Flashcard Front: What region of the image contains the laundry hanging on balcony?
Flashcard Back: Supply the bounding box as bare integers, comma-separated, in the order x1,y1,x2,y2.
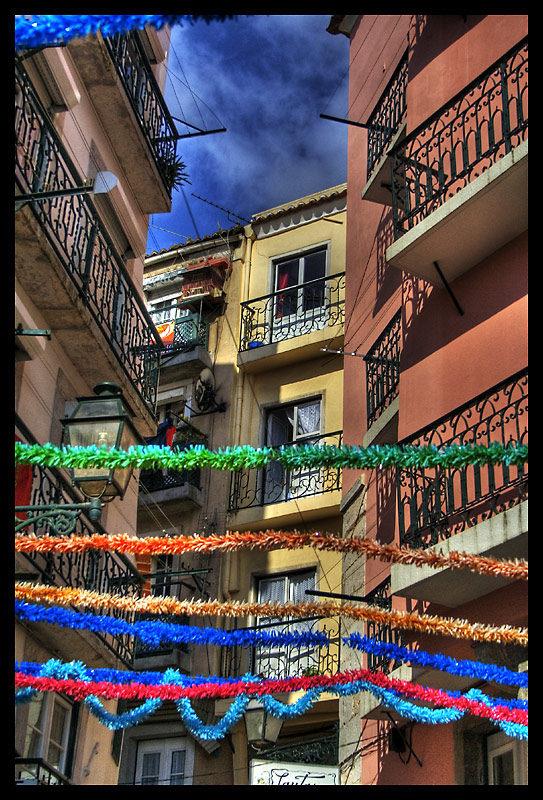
144,418,176,449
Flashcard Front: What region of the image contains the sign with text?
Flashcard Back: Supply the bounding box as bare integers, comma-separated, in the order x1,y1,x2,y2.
250,760,340,786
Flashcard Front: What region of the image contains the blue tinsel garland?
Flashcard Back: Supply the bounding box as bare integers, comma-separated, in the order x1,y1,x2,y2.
15,601,527,689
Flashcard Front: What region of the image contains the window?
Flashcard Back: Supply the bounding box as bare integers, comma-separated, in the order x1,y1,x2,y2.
135,737,193,786
254,570,317,677
23,693,73,775
487,732,527,785
272,247,328,335
264,399,322,503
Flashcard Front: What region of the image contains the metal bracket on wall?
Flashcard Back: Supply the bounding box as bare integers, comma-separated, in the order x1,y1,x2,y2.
433,261,464,316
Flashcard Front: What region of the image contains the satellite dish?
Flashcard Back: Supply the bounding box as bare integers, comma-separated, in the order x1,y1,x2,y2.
93,171,118,195
195,368,216,412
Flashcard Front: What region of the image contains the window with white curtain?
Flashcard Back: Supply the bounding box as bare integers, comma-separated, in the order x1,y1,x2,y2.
254,569,317,677
264,399,322,503
135,737,194,786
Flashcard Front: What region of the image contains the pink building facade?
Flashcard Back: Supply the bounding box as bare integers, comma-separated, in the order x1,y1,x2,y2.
330,14,527,785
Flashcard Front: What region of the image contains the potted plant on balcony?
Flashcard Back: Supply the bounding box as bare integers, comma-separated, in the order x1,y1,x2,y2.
159,153,189,192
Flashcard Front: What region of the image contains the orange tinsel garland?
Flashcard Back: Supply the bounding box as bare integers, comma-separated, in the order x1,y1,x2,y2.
14,582,528,646
14,530,528,582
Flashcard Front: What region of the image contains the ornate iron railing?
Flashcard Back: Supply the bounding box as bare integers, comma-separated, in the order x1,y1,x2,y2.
364,578,404,673
104,32,178,189
139,461,201,494
390,38,528,239
366,52,408,179
15,422,143,666
15,758,72,786
397,369,528,549
228,431,343,511
257,725,339,766
221,616,341,681
366,310,401,428
15,59,162,415
239,273,345,352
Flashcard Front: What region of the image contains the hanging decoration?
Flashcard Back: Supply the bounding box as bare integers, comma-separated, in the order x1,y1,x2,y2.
15,582,528,646
14,601,527,689
14,529,528,582
14,659,528,734
15,15,240,51
14,440,528,473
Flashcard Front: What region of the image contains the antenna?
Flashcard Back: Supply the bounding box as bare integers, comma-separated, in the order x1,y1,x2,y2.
191,194,250,224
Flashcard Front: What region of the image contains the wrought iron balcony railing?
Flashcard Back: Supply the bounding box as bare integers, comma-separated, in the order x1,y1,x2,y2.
221,616,341,681
366,52,408,179
239,273,345,352
390,37,528,239
139,461,201,494
366,310,401,429
228,431,343,511
15,421,143,666
364,577,404,674
15,59,162,414
397,369,528,549
104,32,178,191
15,757,71,786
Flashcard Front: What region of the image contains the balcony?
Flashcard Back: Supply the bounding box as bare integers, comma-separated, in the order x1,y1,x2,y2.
69,31,178,212
391,370,528,607
15,59,161,432
361,53,408,206
228,431,343,528
15,421,143,667
221,616,341,681
238,273,345,372
364,310,401,443
153,309,212,380
386,38,528,286
15,757,71,786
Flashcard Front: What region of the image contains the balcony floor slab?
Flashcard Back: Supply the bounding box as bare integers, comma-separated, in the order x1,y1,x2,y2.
391,500,528,607
386,139,528,286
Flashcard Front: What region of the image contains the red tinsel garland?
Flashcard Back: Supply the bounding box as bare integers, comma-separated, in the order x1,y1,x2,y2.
14,669,527,726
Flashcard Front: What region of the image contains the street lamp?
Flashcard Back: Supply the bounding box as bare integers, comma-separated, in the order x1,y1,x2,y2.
15,382,143,535
61,382,143,510
244,702,284,751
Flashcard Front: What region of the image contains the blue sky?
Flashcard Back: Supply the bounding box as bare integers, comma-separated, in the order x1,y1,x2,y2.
147,15,350,253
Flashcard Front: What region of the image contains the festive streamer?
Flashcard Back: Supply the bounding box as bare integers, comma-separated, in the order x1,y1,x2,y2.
14,530,528,582
15,15,239,50
15,601,527,688
84,696,162,730
15,677,527,739
14,440,528,473
15,582,528,646
343,633,528,688
14,662,528,727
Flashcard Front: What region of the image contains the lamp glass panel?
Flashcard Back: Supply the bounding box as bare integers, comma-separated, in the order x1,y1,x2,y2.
244,709,266,743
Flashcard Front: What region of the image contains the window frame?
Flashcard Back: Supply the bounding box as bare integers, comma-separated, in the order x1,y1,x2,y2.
486,731,528,785
22,692,73,776
134,736,194,786
269,242,331,336
262,397,323,504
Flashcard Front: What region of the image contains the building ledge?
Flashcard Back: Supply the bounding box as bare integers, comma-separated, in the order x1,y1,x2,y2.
386,139,528,286
363,396,399,447
229,490,342,532
391,500,528,607
237,326,343,373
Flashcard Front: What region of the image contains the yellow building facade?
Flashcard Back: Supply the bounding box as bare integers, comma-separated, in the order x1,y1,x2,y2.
219,184,347,783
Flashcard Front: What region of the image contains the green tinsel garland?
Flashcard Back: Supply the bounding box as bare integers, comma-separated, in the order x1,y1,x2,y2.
14,441,528,472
